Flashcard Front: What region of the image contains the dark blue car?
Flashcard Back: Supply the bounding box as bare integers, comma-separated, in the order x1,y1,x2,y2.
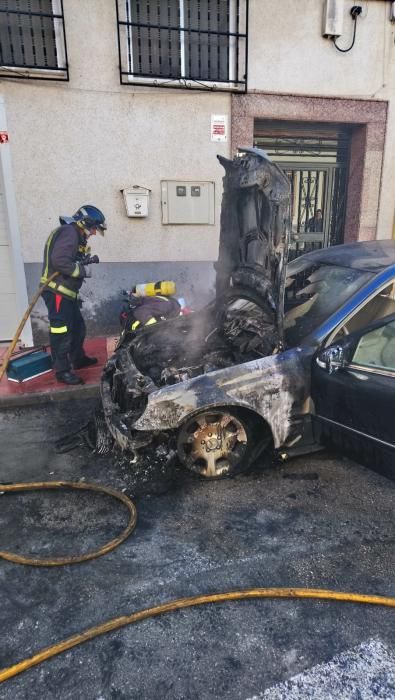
102,151,395,479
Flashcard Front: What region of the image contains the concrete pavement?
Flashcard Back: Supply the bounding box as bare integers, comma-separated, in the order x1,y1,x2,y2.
0,399,394,699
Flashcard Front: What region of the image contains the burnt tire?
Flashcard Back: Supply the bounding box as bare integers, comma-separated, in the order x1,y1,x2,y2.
86,408,114,455
220,285,275,321
177,409,269,479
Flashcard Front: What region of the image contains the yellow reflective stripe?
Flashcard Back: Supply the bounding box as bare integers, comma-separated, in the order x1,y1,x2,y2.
131,318,157,329
47,281,78,299
71,263,80,278
43,229,57,281
50,326,68,334
57,284,77,299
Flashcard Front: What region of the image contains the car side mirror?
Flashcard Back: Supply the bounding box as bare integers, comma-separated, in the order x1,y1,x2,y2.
316,345,345,374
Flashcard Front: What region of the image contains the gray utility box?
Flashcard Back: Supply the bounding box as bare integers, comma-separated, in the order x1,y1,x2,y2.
161,180,215,225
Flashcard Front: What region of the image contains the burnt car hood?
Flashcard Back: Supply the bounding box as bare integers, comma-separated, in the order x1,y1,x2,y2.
215,147,290,343
102,150,291,422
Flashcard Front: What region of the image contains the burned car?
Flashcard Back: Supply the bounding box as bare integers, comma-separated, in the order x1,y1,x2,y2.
101,148,395,478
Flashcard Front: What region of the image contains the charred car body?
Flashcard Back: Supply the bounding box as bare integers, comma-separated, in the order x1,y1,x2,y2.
101,149,395,478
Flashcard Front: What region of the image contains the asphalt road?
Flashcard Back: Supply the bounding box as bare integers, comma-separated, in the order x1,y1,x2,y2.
0,399,394,700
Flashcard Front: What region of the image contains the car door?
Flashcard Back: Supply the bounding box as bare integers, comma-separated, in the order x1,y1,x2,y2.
311,314,395,479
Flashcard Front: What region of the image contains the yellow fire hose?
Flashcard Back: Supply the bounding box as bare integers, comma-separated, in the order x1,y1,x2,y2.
0,482,394,685
0,586,394,684
0,481,137,566
0,271,59,383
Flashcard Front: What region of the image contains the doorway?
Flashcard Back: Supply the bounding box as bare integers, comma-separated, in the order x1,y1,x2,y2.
254,121,351,260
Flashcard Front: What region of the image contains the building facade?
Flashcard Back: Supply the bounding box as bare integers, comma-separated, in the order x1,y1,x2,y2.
0,0,394,343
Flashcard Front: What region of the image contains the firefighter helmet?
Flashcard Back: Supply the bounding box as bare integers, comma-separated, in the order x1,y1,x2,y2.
73,205,107,235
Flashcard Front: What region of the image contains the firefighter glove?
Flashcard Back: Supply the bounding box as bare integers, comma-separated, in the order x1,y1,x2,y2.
79,254,100,265
88,254,100,264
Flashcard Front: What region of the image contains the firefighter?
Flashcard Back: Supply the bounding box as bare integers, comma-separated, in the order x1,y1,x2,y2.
127,294,181,331
40,205,107,385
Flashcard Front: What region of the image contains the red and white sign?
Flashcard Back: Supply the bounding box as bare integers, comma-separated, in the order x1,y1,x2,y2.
0,132,9,144
211,115,227,142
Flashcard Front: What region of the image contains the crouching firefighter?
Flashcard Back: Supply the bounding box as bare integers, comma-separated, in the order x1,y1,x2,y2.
40,205,107,385
127,295,181,332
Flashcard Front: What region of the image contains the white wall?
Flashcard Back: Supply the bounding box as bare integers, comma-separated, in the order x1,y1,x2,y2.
0,0,394,275
4,84,230,263
0,0,231,265
247,0,395,240
248,0,389,98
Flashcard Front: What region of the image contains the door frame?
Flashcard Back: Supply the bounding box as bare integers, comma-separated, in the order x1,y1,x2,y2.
232,93,387,244
0,94,32,346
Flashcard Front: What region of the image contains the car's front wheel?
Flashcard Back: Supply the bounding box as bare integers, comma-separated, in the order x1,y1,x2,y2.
177,409,269,479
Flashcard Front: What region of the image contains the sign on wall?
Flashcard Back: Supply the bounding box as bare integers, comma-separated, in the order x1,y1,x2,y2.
211,115,227,142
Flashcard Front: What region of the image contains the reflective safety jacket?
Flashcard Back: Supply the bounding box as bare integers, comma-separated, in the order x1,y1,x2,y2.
129,295,181,330
40,224,87,300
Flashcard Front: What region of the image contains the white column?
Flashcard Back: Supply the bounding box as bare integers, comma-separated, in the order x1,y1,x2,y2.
0,94,33,346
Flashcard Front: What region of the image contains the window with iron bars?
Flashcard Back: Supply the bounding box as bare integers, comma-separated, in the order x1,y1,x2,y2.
0,0,68,80
116,0,248,91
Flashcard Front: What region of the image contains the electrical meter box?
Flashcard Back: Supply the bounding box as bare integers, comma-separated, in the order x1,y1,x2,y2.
122,186,150,218
322,0,344,38
161,181,215,225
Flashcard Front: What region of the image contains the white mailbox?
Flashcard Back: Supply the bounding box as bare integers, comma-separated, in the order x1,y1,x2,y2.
122,185,151,218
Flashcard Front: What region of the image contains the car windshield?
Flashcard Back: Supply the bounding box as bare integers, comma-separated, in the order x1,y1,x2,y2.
284,261,372,345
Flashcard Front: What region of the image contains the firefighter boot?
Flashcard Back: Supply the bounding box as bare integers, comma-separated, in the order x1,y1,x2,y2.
56,371,85,385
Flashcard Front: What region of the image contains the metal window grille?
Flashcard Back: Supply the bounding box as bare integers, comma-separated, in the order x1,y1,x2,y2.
254,121,351,260
116,0,248,91
0,0,69,80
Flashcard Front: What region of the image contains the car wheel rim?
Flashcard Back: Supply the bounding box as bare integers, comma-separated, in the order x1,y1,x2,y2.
177,412,248,478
